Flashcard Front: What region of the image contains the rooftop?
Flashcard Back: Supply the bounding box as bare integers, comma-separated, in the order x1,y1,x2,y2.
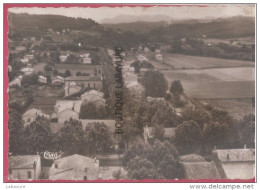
213,149,255,162
9,155,40,169
55,64,101,70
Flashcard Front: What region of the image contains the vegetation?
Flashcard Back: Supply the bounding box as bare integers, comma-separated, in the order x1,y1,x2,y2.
79,102,110,119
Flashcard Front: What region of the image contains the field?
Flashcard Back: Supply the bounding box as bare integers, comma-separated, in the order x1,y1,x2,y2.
163,53,254,69
161,53,255,119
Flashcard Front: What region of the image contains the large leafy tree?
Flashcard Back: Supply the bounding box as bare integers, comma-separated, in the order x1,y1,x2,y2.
8,111,25,154
170,80,184,96
140,70,168,97
122,140,184,180
84,122,113,155
55,118,84,155
175,120,203,154
203,121,229,151
24,116,53,154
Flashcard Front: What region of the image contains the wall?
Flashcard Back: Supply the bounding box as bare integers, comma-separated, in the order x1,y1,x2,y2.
9,168,35,180
222,162,255,179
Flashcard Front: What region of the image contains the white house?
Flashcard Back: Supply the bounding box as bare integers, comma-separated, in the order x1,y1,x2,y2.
80,90,105,106
126,81,144,99
155,54,163,61
144,47,150,53
22,108,50,126
8,155,41,180
20,58,29,64
52,76,64,85
59,55,68,62
49,154,99,180
21,67,34,75
155,48,161,53
38,75,47,84
24,54,34,60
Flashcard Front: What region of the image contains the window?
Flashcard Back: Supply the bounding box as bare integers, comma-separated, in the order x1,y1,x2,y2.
27,171,32,179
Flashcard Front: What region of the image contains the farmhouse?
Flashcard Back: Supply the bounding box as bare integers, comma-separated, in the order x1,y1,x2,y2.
55,64,102,76
49,154,99,180
22,108,50,126
8,155,41,180
155,54,163,61
179,154,221,180
212,149,255,179
64,76,102,96
9,76,22,87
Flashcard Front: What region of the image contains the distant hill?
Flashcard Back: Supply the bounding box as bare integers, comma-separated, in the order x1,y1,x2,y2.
100,14,174,24
9,13,99,32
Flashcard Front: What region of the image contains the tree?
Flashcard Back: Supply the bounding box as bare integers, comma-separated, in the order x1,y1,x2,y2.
24,116,53,154
122,140,184,179
76,71,82,76
80,103,109,119
44,65,52,72
84,122,113,155
175,120,203,154
203,121,229,151
8,111,25,154
64,70,71,77
54,118,84,155
21,74,38,87
170,80,184,96
140,70,168,97
151,125,165,141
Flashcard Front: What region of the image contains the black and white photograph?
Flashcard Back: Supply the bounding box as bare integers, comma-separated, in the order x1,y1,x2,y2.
5,4,255,181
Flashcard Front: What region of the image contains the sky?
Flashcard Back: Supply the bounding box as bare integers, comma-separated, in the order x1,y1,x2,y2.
8,4,255,23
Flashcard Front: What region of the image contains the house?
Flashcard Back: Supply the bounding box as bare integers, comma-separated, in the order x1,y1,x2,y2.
123,71,138,83
38,75,47,84
107,49,114,57
125,81,144,99
9,76,22,87
52,76,64,85
80,90,105,106
180,154,221,180
155,48,161,53
8,155,41,180
20,58,29,64
49,154,99,180
22,108,50,126
144,47,150,53
21,67,34,75
24,54,34,60
64,76,102,96
143,125,177,144
83,57,92,64
155,54,163,61
59,55,68,62
52,100,82,123
212,149,255,179
137,55,148,62
55,64,102,76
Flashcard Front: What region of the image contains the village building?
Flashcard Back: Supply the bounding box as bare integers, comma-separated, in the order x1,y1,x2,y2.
52,100,82,123
83,57,92,64
137,54,148,62
144,47,150,53
80,90,105,107
155,54,163,61
64,76,102,96
49,154,99,180
55,64,102,76
179,154,221,180
21,67,34,75
125,81,144,99
38,75,47,84
212,148,255,179
22,108,50,126
8,155,41,180
155,48,161,53
123,71,138,83
59,55,68,62
24,54,34,60
20,58,29,64
107,49,114,57
9,75,22,87
52,76,64,85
